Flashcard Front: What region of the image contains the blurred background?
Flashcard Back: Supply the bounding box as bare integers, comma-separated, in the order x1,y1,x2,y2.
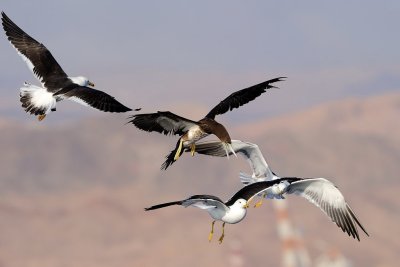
0,1,399,266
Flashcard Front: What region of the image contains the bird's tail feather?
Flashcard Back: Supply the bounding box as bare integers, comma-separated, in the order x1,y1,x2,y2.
145,200,182,211
20,83,56,115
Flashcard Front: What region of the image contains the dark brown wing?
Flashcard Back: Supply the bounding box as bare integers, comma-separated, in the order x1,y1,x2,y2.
1,12,68,91
205,77,286,119
127,111,198,136
61,86,132,113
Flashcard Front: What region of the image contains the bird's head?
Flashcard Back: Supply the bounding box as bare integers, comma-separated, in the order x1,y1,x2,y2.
70,76,95,87
233,198,248,209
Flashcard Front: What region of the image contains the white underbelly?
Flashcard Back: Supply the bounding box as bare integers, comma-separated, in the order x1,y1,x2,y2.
185,126,208,144
208,208,247,224
222,208,247,224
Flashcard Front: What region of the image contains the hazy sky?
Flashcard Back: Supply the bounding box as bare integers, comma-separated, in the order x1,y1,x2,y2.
1,1,399,123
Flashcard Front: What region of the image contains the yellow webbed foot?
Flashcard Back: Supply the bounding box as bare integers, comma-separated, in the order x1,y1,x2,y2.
37,114,46,121
254,193,266,208
254,199,263,208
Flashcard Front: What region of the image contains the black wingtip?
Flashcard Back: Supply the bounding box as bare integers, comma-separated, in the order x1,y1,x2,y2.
134,108,142,111
124,114,139,125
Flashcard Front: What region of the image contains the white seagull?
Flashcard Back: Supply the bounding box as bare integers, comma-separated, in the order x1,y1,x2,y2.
1,12,137,121
146,178,312,243
184,139,369,241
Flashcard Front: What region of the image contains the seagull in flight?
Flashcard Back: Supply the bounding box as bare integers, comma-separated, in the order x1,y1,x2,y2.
184,139,369,241
128,77,285,170
1,12,136,121
146,178,309,243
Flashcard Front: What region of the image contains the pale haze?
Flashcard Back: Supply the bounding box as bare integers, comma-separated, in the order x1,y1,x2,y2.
1,1,399,122
0,1,399,267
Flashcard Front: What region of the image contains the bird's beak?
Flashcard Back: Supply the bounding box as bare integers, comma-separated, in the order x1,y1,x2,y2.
88,81,95,87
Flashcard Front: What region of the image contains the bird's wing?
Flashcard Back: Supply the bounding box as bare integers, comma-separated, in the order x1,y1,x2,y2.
205,77,285,119
190,140,274,180
127,111,198,136
1,12,68,90
61,86,132,113
182,195,228,211
287,178,369,241
225,179,298,206
145,200,182,211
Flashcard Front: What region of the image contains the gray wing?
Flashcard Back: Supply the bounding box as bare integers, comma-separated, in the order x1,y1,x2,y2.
1,12,68,90
192,140,274,180
127,111,198,136
286,178,369,241
145,194,227,211
182,195,228,211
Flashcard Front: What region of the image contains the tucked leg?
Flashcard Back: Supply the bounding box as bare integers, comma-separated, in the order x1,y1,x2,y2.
208,220,215,242
37,114,46,121
190,143,196,157
218,222,226,244
174,139,184,160
254,193,267,208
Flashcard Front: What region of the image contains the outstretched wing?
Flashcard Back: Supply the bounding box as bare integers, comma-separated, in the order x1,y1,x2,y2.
287,178,369,241
182,195,228,211
225,178,301,206
145,194,227,211
61,86,132,113
127,111,198,136
205,77,286,119
1,12,68,90
190,140,274,180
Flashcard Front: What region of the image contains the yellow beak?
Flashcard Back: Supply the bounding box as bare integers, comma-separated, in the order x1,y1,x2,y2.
88,81,95,87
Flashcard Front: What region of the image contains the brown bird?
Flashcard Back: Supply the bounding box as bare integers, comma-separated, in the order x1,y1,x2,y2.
127,77,285,169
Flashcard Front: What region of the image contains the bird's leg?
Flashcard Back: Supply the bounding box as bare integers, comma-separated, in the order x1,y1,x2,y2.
37,115,46,121
208,220,215,242
254,193,267,208
218,222,226,244
190,143,196,157
174,139,184,160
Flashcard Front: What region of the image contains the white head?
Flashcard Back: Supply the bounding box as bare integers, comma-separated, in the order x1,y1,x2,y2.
232,198,248,209
69,76,95,87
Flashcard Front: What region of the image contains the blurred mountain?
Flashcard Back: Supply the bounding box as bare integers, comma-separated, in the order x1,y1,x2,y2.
0,92,399,267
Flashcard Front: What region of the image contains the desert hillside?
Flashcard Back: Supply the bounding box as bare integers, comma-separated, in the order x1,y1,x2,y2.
0,92,399,267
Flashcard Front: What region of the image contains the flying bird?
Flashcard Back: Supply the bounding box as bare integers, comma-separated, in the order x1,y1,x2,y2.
128,77,285,169
184,140,369,240
1,12,136,121
146,178,299,243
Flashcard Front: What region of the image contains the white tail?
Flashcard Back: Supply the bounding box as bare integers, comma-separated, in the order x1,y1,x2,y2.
20,83,56,115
